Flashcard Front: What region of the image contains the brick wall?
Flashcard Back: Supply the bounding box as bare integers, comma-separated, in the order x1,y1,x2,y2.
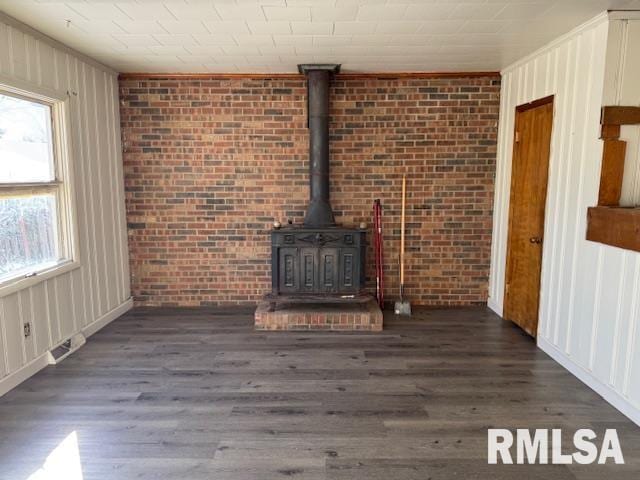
119,74,500,306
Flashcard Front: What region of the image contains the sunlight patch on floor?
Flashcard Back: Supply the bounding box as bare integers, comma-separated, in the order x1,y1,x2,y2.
27,431,83,480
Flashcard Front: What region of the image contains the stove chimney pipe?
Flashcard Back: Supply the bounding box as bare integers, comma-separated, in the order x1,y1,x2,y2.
299,64,340,227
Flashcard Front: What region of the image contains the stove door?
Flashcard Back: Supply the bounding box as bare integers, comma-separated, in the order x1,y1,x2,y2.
319,248,339,293
340,248,358,290
278,247,299,294
300,248,317,293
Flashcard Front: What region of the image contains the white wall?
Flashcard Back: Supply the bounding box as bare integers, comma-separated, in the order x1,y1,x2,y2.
0,13,131,396
488,12,640,426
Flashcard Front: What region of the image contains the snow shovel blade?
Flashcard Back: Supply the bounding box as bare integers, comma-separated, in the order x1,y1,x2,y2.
394,299,411,315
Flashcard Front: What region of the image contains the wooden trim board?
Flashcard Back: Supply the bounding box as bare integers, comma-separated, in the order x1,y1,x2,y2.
601,106,640,125
586,105,640,252
586,207,640,252
118,71,500,81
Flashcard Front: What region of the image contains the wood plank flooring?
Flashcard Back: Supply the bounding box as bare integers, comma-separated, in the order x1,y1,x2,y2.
0,307,638,479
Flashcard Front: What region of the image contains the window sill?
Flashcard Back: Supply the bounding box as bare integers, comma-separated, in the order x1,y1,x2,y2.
586,206,640,253
0,260,81,298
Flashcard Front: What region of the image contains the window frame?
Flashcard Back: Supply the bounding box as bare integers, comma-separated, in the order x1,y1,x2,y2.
0,80,80,297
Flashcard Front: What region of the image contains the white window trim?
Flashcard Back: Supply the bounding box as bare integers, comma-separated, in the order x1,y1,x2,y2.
0,79,80,298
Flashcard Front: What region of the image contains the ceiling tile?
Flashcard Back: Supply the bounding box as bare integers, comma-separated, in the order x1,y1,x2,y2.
212,55,250,65
115,21,167,34
449,3,507,21
311,5,358,22
112,34,162,47
115,3,176,21
164,3,221,21
202,21,251,34
349,35,391,45
313,36,352,46
375,22,423,35
153,34,198,46
223,45,261,55
177,54,215,63
158,21,210,34
357,5,407,21
333,22,377,35
68,3,132,21
416,20,466,35
263,6,311,21
71,20,126,35
273,35,313,46
404,3,457,20
247,21,292,34
459,21,509,34
495,3,554,20
291,22,333,35
147,46,189,55
214,4,266,21
232,34,274,46
259,45,295,54
185,44,224,55
192,33,237,45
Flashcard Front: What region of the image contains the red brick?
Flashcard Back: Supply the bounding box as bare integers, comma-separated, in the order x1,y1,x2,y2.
119,75,500,307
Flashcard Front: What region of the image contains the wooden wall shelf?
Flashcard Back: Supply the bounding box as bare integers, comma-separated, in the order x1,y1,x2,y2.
587,207,640,253
586,106,640,253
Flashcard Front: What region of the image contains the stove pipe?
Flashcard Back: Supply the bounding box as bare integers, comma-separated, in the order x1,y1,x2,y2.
299,64,340,227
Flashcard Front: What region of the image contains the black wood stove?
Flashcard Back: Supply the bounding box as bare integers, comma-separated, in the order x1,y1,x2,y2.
270,64,366,299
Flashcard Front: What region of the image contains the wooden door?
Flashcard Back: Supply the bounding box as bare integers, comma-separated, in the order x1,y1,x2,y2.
504,96,554,337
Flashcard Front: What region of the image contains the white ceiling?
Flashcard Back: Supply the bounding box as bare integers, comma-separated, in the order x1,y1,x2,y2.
1,0,639,73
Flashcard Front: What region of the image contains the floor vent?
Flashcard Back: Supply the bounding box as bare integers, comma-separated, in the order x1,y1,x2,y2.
47,333,86,365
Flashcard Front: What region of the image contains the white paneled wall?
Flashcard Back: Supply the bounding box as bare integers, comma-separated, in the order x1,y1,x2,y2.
488,12,640,425
0,13,131,395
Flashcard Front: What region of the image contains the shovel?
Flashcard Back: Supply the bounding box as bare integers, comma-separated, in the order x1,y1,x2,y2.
394,174,411,315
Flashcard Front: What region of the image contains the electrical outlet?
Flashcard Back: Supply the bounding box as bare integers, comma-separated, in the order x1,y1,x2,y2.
23,322,31,338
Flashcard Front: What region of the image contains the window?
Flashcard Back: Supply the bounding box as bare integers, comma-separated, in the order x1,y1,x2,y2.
0,87,77,291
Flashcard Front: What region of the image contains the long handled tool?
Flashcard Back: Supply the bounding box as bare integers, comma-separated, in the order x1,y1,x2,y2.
373,199,384,309
394,175,411,315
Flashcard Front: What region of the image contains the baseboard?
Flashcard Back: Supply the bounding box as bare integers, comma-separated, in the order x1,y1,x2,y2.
538,336,640,427
82,298,133,338
487,296,503,316
0,298,133,397
0,353,50,397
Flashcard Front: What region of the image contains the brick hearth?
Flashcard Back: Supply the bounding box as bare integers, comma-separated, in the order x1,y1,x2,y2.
254,297,383,331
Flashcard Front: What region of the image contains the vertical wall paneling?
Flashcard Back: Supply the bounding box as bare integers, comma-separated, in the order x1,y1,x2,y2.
71,57,95,326
29,283,49,356
0,13,132,396
83,63,104,316
111,76,131,299
104,72,123,307
18,291,34,363
488,12,640,426
1,295,24,373
0,306,7,378
617,21,640,206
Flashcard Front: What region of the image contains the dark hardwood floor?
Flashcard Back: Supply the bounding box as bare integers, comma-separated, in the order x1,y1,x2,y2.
0,307,638,479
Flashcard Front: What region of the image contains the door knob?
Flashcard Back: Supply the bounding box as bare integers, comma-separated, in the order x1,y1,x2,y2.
529,237,542,244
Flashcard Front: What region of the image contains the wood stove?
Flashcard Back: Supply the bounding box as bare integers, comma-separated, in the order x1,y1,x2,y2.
270,64,366,299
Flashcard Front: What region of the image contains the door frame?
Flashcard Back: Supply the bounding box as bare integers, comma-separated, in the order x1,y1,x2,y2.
503,94,555,337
